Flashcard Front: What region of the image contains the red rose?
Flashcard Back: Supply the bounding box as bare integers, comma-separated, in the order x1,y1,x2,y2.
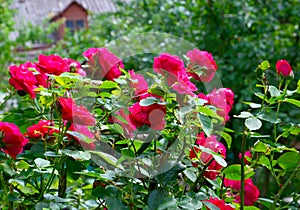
58,98,95,126
73,105,96,126
25,120,57,139
187,49,218,83
276,60,293,77
205,196,235,210
199,88,234,122
153,53,197,95
68,123,95,150
0,122,28,159
189,132,226,180
224,178,260,206
129,70,148,95
9,62,38,98
64,58,86,77
128,99,166,131
36,54,70,75
82,48,123,81
153,53,185,79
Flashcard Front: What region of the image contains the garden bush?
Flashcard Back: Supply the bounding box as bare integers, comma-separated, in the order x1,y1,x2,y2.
0,33,299,210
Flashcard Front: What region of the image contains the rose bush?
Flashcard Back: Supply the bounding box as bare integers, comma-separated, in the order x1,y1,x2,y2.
0,46,299,210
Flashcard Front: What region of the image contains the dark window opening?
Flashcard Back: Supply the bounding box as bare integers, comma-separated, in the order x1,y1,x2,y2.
66,19,85,33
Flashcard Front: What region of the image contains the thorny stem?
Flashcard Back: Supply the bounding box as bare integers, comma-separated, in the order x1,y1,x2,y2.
240,129,247,210
271,160,300,210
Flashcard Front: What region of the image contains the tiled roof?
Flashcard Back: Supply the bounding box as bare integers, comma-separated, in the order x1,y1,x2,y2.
11,0,117,28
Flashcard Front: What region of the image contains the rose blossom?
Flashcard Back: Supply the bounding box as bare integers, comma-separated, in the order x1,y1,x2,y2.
187,48,218,83
129,70,148,95
58,97,95,126
205,196,235,210
276,60,293,77
224,178,260,206
153,53,197,95
9,62,38,98
64,58,86,77
0,122,28,159
82,48,123,81
128,98,166,131
36,54,70,75
199,88,234,122
25,120,57,139
189,132,227,180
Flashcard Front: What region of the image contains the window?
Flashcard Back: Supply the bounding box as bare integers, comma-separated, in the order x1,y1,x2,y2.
65,19,85,33
66,20,75,32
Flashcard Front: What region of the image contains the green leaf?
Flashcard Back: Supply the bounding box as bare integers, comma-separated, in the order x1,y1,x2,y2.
148,188,169,210
61,150,91,161
139,97,160,106
244,206,260,210
158,198,177,210
269,86,281,97
89,151,124,170
108,123,124,135
277,152,300,171
234,111,253,118
284,98,300,108
16,160,30,170
258,156,271,170
253,141,269,153
34,158,50,169
222,164,254,180
198,106,223,120
218,131,232,149
0,163,16,177
183,167,197,182
257,113,281,124
198,114,213,137
99,80,118,89
66,130,92,144
245,117,262,131
212,154,227,167
243,102,261,109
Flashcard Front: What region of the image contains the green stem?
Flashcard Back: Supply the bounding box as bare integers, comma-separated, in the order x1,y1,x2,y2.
240,130,247,210
0,90,15,110
191,158,214,191
271,160,300,209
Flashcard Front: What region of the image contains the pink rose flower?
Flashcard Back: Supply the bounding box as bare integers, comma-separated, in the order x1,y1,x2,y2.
128,99,166,131
58,97,95,126
199,88,234,122
205,196,235,210
64,58,86,77
153,53,197,95
276,60,293,77
9,62,38,98
224,178,260,206
189,132,227,180
82,48,123,81
25,120,57,139
36,54,70,75
186,49,218,83
129,70,148,95
0,122,29,159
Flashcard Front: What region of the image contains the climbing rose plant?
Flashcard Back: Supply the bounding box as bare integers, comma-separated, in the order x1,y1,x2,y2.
0,47,299,210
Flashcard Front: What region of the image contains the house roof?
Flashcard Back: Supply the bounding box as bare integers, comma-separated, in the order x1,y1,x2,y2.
10,0,117,28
